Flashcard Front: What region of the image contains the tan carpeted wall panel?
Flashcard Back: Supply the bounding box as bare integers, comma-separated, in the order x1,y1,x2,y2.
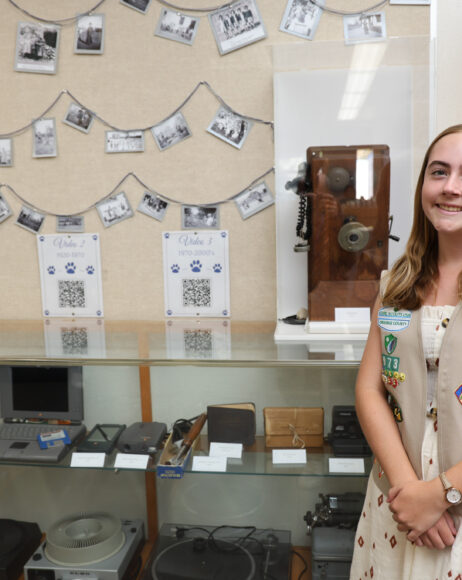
0,0,429,321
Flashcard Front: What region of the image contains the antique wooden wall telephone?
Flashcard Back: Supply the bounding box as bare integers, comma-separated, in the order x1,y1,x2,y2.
286,145,398,322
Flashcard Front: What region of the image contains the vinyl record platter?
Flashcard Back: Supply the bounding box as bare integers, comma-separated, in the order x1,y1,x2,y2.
304,145,390,322
143,523,292,580
24,512,144,580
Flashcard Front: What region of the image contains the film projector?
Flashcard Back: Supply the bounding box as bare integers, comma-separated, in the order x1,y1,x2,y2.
292,144,392,324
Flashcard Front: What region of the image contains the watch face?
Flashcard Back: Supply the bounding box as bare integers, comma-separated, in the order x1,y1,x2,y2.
446,488,462,504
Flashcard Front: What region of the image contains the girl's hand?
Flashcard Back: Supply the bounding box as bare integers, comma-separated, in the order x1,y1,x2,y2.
388,478,447,537
409,512,457,549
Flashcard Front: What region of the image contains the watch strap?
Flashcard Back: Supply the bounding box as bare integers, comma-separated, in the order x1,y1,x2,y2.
439,471,452,491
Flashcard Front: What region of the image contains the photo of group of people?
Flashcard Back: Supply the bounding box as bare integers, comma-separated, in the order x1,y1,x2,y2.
343,12,387,44
182,205,220,229
151,112,191,152
63,103,94,133
137,192,169,222
209,0,267,55
155,9,199,46
280,0,324,40
207,106,252,149
15,22,60,74
96,192,134,228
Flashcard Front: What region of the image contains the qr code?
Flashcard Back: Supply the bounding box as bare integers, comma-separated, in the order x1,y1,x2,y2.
61,328,88,355
182,278,211,308
184,329,212,358
58,280,86,309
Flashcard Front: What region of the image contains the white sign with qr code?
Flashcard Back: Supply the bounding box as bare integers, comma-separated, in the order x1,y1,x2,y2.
37,233,104,317
162,230,230,317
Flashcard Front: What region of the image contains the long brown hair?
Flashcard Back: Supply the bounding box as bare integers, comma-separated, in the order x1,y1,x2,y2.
382,124,462,308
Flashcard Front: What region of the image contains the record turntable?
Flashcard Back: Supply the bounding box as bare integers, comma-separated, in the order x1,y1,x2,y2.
143,523,292,580
24,512,144,580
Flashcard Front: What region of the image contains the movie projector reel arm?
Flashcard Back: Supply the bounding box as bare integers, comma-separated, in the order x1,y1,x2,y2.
285,161,400,254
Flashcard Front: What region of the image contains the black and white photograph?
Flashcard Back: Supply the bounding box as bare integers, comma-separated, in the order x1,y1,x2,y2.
14,21,60,75
105,130,145,153
234,181,274,220
74,14,105,54
280,0,324,40
63,102,94,133
343,12,387,45
33,118,57,158
120,0,152,14
96,192,134,228
154,9,199,46
56,215,85,233
151,112,191,151
0,194,12,224
16,205,46,234
0,139,13,167
182,205,220,229
207,106,252,149
137,192,169,221
208,0,267,55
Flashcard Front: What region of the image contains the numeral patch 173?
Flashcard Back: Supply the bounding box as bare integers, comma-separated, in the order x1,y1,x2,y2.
382,355,400,372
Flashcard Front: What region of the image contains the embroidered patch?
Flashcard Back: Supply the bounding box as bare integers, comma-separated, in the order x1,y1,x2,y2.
384,334,397,354
389,395,403,422
455,385,462,405
378,307,411,331
382,354,400,373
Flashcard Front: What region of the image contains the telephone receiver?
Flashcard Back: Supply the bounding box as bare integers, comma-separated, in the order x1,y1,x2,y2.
285,161,400,253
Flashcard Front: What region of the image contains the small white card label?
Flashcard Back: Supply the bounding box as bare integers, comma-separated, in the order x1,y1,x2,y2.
335,307,370,323
329,457,365,473
209,442,243,459
114,453,149,470
272,449,307,464
71,452,106,468
192,456,228,472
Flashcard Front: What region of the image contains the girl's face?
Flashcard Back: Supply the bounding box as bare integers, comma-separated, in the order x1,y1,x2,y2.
422,132,462,236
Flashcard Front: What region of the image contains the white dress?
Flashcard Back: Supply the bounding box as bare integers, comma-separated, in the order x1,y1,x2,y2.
349,305,462,580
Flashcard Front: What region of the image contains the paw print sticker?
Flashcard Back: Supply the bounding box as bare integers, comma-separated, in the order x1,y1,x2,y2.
190,260,202,273
47,266,55,275
65,262,76,274
171,264,180,273
86,265,94,275
213,264,222,273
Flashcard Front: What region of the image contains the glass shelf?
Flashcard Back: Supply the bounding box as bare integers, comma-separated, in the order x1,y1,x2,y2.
0,319,364,367
0,438,372,477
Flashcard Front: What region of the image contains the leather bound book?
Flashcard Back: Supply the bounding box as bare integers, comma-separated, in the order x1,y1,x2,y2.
207,402,256,446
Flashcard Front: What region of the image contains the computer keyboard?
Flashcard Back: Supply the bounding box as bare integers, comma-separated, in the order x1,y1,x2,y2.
0,422,82,441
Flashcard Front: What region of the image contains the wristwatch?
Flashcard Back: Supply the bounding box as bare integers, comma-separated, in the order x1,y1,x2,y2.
439,472,462,505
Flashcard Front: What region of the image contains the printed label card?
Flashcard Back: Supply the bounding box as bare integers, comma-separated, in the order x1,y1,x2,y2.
162,231,230,317
37,234,104,317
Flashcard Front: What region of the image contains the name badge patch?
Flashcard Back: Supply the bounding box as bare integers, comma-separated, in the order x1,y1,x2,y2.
378,307,411,332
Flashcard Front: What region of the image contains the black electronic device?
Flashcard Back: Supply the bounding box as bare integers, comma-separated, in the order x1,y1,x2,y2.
0,519,42,580
327,405,371,457
116,422,167,454
0,365,83,422
304,492,365,533
76,424,126,454
142,523,292,580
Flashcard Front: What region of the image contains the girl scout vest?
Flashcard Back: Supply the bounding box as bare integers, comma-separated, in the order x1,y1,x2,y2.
373,299,462,515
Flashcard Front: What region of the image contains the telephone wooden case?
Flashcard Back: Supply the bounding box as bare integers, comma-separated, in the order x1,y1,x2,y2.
305,145,390,322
